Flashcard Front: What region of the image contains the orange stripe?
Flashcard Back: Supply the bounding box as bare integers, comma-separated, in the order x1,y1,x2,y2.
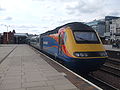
62,45,73,57
44,46,58,50
49,34,59,42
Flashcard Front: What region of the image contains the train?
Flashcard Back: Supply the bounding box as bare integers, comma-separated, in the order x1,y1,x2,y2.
29,22,108,72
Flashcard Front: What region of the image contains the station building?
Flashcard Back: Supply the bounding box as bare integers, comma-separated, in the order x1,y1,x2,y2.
14,33,28,44
109,18,120,40
2,30,15,44
0,30,28,44
105,16,120,40
87,16,120,43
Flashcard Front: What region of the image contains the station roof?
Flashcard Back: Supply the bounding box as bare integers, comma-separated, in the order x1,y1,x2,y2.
14,33,28,37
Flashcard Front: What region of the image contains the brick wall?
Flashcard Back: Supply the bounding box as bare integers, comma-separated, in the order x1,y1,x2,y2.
3,32,14,44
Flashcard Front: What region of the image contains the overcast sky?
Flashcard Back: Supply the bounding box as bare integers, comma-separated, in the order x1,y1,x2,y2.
0,0,120,34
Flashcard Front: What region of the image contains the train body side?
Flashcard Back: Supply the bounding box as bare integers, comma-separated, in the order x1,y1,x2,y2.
41,34,59,57
40,27,107,72
29,36,40,49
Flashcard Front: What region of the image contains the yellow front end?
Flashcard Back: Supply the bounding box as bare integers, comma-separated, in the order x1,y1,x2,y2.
65,27,107,59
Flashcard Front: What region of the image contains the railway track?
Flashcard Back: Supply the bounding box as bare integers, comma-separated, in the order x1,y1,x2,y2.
89,57,120,89
89,57,120,90
89,69,120,90
107,58,120,66
80,58,120,90
101,64,120,77
87,73,119,90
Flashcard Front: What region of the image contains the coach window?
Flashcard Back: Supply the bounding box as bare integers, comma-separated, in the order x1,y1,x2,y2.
63,32,67,44
37,38,39,43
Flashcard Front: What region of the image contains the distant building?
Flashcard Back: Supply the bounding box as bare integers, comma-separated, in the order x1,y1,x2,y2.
14,33,28,44
87,19,105,37
110,18,120,40
0,30,28,44
2,30,15,44
104,16,120,39
87,16,120,40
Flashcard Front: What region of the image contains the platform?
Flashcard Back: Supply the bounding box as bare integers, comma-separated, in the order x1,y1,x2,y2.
104,45,120,51
0,44,101,90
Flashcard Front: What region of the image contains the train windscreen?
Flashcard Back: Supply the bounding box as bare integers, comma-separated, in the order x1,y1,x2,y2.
73,31,100,44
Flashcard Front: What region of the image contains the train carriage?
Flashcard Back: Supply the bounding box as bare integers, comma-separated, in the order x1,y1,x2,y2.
31,22,108,72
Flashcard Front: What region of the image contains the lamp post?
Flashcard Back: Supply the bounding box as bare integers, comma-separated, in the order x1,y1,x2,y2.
5,25,10,44
0,24,10,44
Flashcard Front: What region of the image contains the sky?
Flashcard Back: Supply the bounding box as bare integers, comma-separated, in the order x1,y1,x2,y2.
0,0,120,34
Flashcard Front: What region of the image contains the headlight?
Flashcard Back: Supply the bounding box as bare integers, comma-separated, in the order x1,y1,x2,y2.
74,53,80,57
74,52,88,57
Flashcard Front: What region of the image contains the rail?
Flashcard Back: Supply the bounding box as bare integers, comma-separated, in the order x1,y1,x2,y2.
101,64,120,77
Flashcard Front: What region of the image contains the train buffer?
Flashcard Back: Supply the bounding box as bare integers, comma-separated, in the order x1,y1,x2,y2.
0,44,102,90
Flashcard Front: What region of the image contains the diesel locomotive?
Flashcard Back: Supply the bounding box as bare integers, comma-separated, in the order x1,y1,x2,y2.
29,22,108,72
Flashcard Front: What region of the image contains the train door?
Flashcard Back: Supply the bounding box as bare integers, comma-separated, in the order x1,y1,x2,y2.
58,33,64,56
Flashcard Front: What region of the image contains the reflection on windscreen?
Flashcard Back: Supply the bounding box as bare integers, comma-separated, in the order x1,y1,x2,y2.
74,31,99,43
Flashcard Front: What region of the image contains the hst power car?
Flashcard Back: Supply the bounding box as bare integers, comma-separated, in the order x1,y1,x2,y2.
30,22,108,72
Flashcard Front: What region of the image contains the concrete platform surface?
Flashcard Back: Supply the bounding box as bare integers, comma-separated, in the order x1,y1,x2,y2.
0,44,17,63
0,45,78,90
104,45,120,51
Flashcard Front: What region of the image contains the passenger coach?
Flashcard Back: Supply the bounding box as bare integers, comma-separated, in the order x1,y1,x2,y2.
30,22,108,72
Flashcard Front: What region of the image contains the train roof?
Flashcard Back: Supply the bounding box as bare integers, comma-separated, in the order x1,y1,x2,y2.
41,22,94,36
